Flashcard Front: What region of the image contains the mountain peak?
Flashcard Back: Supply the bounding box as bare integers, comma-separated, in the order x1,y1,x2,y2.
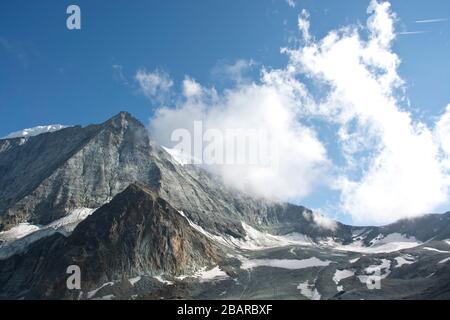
103,111,145,130
120,182,159,199
112,111,139,122
114,111,133,120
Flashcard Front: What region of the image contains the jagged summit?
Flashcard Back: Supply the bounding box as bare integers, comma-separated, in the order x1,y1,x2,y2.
103,111,145,129
113,110,134,119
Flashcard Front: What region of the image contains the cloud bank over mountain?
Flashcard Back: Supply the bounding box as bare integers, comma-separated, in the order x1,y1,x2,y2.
138,0,450,225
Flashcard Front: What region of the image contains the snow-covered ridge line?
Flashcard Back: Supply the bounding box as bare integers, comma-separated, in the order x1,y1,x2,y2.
177,211,423,254
423,247,450,254
0,208,97,260
177,210,314,251
2,124,69,139
321,233,422,254
162,146,198,166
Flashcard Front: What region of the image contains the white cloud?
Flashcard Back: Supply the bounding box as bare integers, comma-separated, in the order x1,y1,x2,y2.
298,9,311,42
303,211,338,231
366,0,396,48
182,76,203,98
145,0,450,225
283,0,450,224
211,59,256,85
135,68,173,103
150,77,329,201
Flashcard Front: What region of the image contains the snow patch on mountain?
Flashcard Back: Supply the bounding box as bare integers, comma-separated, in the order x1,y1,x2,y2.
394,255,416,268
357,259,392,284
87,282,114,299
162,146,196,166
177,210,422,255
423,247,450,254
154,275,174,285
333,269,355,285
198,266,229,282
366,259,391,275
177,210,314,250
0,208,97,260
129,276,141,286
0,223,41,242
349,257,361,264
438,257,450,264
3,125,69,139
176,266,229,282
324,233,421,254
240,257,331,270
351,228,371,241
238,223,314,250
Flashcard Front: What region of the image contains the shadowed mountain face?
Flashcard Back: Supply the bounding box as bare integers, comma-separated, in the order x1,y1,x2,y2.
1,112,450,300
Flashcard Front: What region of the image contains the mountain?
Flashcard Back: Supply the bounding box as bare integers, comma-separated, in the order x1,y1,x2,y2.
1,112,450,300
0,112,348,240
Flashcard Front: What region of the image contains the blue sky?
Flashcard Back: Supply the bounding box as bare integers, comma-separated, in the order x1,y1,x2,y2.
1,0,450,225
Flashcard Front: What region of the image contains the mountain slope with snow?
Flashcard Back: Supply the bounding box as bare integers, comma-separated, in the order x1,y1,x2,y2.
3,125,69,139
